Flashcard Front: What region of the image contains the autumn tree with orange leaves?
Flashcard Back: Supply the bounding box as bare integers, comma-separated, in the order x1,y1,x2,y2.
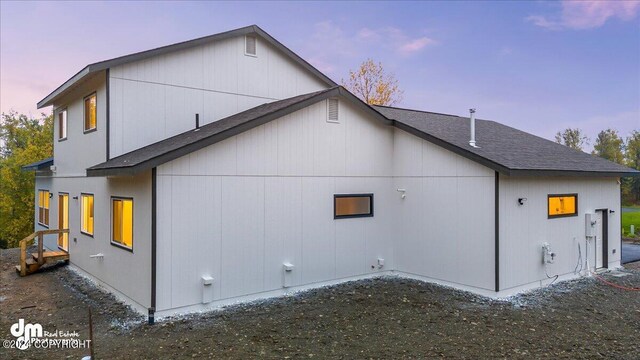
342,59,403,106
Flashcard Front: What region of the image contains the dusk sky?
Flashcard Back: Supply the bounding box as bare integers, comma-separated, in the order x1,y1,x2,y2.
1,1,639,150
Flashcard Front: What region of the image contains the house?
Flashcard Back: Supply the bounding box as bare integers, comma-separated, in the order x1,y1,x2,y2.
24,25,639,322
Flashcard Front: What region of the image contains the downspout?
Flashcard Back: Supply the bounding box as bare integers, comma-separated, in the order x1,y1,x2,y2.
495,171,500,292
149,167,157,324
105,69,110,161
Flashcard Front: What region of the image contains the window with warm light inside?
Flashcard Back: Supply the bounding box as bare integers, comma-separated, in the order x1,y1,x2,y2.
548,194,577,218
84,93,97,132
334,194,373,219
38,190,50,227
81,194,94,235
58,108,67,140
112,198,133,250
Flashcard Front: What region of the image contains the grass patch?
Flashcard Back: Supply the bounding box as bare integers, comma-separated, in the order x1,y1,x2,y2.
622,211,640,236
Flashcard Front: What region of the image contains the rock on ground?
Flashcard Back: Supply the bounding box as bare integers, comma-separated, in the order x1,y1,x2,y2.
1,247,639,359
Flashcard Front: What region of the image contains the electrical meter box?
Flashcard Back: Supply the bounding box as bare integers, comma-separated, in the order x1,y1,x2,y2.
585,213,596,238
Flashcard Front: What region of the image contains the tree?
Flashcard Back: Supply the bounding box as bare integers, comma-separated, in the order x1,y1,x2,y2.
342,59,403,106
623,130,640,204
554,128,589,151
0,112,53,248
592,128,624,164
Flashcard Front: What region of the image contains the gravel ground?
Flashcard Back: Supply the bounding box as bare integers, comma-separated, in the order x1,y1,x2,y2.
1,247,639,359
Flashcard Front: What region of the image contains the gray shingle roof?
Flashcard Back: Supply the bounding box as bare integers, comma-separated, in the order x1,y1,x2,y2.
374,105,639,177
87,87,638,178
87,87,390,176
22,157,54,171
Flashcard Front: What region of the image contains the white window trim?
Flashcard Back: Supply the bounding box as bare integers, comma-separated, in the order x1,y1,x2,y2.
327,98,339,123
244,35,257,57
58,108,67,141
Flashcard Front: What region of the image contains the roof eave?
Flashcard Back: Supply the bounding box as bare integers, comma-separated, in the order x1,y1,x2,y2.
392,121,512,175
252,25,337,87
37,67,91,108
506,169,640,177
87,87,391,177
21,157,54,171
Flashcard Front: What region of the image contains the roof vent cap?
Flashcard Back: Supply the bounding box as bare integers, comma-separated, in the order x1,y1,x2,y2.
469,108,479,148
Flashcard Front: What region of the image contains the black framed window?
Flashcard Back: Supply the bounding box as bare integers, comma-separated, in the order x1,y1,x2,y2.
81,193,94,236
83,93,97,132
548,193,578,219
38,190,50,227
334,194,373,219
111,197,133,251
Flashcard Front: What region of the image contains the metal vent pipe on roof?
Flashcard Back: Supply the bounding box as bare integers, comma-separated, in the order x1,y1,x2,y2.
469,108,478,148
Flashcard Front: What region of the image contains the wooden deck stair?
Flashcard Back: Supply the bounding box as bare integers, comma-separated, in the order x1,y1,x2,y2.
15,229,69,276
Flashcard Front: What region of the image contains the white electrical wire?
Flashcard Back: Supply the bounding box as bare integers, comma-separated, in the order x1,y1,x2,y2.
574,242,583,275
544,262,559,286
585,238,590,274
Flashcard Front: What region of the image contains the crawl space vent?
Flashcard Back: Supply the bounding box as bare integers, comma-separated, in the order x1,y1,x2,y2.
245,35,257,56
327,98,339,123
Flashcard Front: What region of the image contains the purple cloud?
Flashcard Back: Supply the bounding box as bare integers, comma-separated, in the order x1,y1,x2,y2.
527,0,640,30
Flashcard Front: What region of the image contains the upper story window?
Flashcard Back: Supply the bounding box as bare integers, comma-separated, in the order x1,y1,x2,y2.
81,193,94,236
548,194,578,219
58,109,67,140
84,93,97,132
38,190,50,227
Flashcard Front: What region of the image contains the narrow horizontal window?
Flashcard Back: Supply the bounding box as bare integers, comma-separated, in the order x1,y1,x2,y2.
38,190,50,227
81,193,94,235
84,93,97,132
112,198,133,250
58,109,67,140
548,194,577,218
334,194,373,219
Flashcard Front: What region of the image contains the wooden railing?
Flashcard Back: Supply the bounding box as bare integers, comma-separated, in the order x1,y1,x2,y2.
18,229,69,276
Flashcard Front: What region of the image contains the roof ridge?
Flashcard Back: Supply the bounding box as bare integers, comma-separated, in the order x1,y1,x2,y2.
373,104,464,118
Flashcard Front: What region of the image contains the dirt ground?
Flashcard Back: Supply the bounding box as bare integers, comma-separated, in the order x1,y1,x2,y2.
1,247,639,359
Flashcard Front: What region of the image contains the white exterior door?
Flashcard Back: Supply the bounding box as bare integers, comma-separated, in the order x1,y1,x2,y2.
595,212,603,269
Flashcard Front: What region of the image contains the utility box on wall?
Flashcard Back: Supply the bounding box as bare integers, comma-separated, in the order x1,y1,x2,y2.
585,213,596,239
283,263,294,288
202,275,214,304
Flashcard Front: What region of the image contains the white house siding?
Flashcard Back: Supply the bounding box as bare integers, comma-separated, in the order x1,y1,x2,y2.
498,176,621,293
108,35,330,158
33,172,152,313
155,99,395,313
52,73,107,176
392,129,496,292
